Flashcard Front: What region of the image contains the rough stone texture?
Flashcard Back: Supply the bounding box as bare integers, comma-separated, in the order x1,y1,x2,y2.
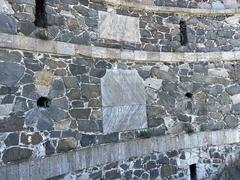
98,11,140,43
101,70,147,134
0,63,24,86
2,147,32,164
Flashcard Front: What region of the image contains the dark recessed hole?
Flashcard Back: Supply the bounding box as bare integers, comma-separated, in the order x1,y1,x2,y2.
37,97,51,108
34,0,47,27
190,164,197,180
180,20,188,46
185,92,193,99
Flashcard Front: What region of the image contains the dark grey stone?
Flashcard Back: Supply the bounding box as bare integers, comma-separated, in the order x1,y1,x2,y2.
89,171,102,180
0,15,17,34
1,95,15,104
105,169,121,180
145,161,156,170
77,120,101,132
19,21,36,35
150,169,159,179
2,147,32,164
48,79,65,98
81,84,100,100
90,68,106,78
161,165,177,178
26,108,53,131
66,89,81,100
232,103,240,113
104,162,118,170
62,77,79,89
69,108,91,119
13,97,28,113
44,140,55,155
0,63,25,86
4,133,19,146
0,50,22,63
22,84,39,100
224,115,238,128
158,91,175,108
147,106,165,128
69,64,88,75
134,170,144,177
80,134,96,147
0,113,24,132
226,84,240,95
52,97,68,110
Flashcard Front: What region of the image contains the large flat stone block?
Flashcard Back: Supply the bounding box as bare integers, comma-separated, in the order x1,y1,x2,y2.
98,11,140,43
101,70,147,134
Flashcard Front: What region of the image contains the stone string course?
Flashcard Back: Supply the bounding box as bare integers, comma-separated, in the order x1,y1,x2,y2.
2,33,240,62
0,129,239,180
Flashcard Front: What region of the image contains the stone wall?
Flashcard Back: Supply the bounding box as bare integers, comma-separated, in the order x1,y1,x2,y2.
0,44,240,166
1,0,240,53
0,0,240,179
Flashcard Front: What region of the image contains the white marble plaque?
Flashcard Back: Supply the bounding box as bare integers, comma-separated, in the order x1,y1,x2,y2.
101,69,147,134
98,11,141,43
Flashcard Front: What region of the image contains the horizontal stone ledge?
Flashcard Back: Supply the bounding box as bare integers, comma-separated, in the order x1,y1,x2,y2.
0,129,239,180
0,33,240,63
97,0,239,15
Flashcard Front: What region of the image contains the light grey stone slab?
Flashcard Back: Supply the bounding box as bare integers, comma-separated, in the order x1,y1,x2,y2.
101,69,146,106
101,69,147,133
102,105,147,133
98,11,140,43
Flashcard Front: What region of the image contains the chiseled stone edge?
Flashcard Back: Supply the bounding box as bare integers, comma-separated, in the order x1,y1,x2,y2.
97,0,239,15
0,33,240,62
0,129,239,180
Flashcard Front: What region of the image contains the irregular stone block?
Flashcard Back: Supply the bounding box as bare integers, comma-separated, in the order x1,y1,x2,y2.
0,63,24,86
57,138,77,153
98,11,140,43
0,15,17,34
2,147,32,164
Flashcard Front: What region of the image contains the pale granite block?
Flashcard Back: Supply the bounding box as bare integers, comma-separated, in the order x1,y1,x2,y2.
98,11,140,43
102,105,147,133
101,70,146,107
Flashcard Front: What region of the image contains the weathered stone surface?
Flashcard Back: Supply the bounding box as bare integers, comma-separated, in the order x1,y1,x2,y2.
161,165,177,178
66,89,81,100
69,108,91,119
99,11,140,43
2,147,32,164
0,15,17,34
105,169,121,180
0,63,24,86
226,84,240,95
77,120,101,132
102,70,147,134
80,134,96,147
81,84,100,100
4,133,19,146
0,0,14,14
26,108,54,131
57,138,77,153
48,79,65,98
0,114,24,132
62,77,79,89
224,115,238,128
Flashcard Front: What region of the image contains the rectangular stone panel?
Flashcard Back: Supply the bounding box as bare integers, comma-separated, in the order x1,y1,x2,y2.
98,11,140,43
102,105,147,134
101,69,147,134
